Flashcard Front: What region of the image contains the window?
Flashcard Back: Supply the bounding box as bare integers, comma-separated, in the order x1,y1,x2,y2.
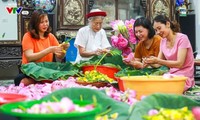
90,0,145,29
118,0,145,20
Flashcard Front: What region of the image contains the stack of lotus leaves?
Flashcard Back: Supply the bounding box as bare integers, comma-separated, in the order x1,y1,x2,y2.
76,70,116,84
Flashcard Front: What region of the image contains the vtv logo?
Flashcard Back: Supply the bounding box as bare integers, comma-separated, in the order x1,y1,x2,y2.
6,7,23,14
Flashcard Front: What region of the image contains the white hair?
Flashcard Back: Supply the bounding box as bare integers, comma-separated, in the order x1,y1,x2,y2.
88,16,105,27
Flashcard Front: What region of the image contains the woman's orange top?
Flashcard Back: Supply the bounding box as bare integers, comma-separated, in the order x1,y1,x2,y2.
134,35,161,59
22,32,59,64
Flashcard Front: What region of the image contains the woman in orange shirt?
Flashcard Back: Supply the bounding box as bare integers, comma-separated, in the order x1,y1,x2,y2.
14,9,69,86
123,17,161,69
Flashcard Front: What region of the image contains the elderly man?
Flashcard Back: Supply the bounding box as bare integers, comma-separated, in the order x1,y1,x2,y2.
74,9,111,63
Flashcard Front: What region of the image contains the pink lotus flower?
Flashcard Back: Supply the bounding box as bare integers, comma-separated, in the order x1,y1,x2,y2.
117,34,128,49
123,52,135,62
192,107,200,120
60,97,75,112
111,34,128,50
148,109,159,116
110,19,138,57
110,20,124,31
125,19,137,44
122,47,132,57
111,36,118,47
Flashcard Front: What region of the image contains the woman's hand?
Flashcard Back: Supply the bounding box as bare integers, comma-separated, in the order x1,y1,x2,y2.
123,58,131,65
94,49,109,56
50,46,62,54
60,42,70,51
130,60,147,69
144,56,158,64
143,56,161,68
123,57,146,69
101,49,110,54
50,46,65,59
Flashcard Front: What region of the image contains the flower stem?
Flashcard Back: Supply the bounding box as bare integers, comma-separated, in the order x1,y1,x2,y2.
94,53,108,70
80,95,83,101
18,105,27,112
65,37,73,43
92,95,97,107
97,106,112,116
52,95,59,102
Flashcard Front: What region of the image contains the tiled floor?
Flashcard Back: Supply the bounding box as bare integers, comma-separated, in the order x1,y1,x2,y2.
0,80,14,86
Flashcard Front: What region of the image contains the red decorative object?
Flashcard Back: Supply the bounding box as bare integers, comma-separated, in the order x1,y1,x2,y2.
82,65,120,80
0,93,27,105
86,11,107,18
116,77,125,92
